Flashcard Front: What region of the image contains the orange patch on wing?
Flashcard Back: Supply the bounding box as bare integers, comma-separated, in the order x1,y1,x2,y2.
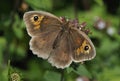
30,15,44,30
76,40,91,55
34,25,41,30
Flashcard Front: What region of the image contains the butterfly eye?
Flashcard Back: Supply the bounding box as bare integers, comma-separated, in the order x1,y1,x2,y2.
84,45,89,51
34,16,38,21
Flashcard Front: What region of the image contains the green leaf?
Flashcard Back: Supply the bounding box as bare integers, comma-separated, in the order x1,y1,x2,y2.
25,60,43,81
12,14,24,39
66,67,74,74
99,38,119,56
1,67,8,81
13,26,23,39
97,66,120,81
0,37,7,64
94,0,104,6
25,0,53,11
0,37,7,49
73,65,92,78
16,46,26,57
3,19,11,27
44,71,61,81
0,50,3,65
9,42,16,54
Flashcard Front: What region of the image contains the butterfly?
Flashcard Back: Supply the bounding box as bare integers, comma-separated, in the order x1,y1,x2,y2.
23,11,96,69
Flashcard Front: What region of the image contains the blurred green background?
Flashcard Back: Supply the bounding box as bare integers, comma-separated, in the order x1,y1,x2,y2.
0,0,120,81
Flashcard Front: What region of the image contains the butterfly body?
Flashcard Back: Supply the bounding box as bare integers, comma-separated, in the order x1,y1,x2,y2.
23,11,96,69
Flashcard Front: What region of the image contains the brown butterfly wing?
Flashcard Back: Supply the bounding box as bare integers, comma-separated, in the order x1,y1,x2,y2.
69,28,96,62
23,11,62,59
23,11,62,36
48,31,72,69
29,29,61,59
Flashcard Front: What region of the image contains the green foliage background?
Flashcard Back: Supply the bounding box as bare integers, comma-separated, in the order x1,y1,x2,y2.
0,0,120,81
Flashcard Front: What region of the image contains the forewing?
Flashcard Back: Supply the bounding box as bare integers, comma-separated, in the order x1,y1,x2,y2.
23,11,62,36
48,32,72,69
23,11,62,59
69,28,96,62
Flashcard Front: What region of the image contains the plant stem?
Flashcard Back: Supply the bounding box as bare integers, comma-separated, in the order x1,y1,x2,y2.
60,69,64,81
73,0,78,18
